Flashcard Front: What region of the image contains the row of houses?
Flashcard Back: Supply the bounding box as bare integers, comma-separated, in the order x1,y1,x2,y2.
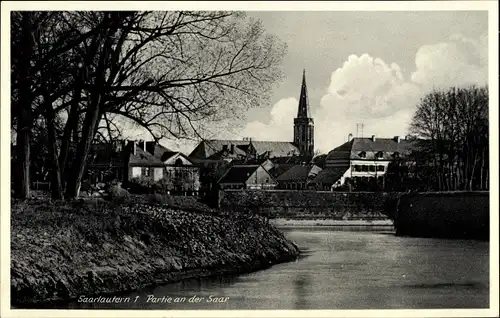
84,134,423,194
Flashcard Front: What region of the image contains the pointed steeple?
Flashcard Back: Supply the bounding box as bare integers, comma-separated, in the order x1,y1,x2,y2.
293,69,314,157
297,69,310,118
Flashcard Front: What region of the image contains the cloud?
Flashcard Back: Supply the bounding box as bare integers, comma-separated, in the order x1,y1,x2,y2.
241,33,488,153
411,34,488,89
240,97,297,141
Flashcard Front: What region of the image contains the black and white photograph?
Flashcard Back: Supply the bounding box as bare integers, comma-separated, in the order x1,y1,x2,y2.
1,1,498,317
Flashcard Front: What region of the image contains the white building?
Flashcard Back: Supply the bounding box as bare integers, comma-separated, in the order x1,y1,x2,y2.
310,135,419,190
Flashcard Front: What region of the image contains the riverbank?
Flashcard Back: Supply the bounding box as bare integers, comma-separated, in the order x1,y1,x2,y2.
11,197,300,307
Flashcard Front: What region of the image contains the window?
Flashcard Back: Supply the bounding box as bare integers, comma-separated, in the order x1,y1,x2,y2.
154,168,163,181
353,165,361,172
375,151,384,159
377,165,385,172
132,167,141,177
392,152,400,158
369,165,375,172
361,165,368,172
358,151,366,158
144,167,150,177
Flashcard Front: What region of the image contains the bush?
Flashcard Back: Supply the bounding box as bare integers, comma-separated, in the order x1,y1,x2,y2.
106,182,129,203
127,177,175,195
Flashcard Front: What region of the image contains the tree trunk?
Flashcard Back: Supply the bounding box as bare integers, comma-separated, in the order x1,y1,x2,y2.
13,13,35,200
59,84,82,188
65,106,103,199
15,116,31,199
468,151,478,191
44,96,64,199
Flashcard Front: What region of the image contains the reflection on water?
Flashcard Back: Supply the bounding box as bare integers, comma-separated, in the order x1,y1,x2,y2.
55,227,489,310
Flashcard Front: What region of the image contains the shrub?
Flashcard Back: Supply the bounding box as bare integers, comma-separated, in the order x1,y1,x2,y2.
127,177,175,195
106,183,129,203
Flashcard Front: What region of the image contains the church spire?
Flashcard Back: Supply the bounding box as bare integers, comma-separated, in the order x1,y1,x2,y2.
297,69,310,118
293,69,314,158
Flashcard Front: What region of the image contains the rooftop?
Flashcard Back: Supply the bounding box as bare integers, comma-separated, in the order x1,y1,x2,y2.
218,165,261,184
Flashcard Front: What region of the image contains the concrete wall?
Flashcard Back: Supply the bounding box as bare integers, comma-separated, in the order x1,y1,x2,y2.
219,189,394,220
394,191,489,240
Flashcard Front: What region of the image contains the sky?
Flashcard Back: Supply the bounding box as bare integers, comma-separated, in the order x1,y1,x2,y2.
126,10,489,155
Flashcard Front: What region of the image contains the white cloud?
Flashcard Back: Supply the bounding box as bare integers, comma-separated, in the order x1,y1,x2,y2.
240,33,488,153
411,34,487,89
240,97,297,141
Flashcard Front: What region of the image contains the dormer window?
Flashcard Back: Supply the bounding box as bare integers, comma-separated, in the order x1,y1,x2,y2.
358,151,366,158
392,152,400,158
375,151,384,159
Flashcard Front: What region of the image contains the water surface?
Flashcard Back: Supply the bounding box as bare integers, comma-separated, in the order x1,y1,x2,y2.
58,227,490,309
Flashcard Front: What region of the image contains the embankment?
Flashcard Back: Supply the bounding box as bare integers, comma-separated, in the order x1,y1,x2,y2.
11,198,300,306
394,191,489,240
219,189,397,221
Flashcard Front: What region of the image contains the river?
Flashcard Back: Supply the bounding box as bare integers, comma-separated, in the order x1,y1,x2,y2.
61,226,489,310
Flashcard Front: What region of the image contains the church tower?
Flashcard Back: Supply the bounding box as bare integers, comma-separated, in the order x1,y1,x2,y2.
293,69,314,157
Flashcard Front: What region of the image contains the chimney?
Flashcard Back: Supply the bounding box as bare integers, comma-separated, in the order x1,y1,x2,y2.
115,140,122,152
230,144,235,154
394,136,401,143
146,141,156,155
348,133,353,142
128,141,136,155
371,135,376,142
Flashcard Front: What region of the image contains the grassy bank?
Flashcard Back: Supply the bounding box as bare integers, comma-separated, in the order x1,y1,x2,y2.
11,196,300,306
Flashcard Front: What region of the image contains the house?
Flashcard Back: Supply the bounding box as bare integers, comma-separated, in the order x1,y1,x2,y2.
266,155,313,178
86,140,200,195
125,141,166,182
307,167,353,191
218,164,277,190
319,134,425,190
276,164,322,190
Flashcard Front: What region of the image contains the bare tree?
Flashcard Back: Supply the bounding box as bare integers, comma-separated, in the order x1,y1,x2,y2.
11,11,286,199
409,86,489,191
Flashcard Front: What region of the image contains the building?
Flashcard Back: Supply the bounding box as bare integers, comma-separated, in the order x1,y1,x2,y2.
276,164,322,190
189,139,301,161
314,135,422,190
125,141,166,182
218,164,277,190
189,70,315,163
86,140,200,194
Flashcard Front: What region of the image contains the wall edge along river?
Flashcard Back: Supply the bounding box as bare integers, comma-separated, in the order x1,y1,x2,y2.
394,191,490,240
219,189,490,240
10,198,300,307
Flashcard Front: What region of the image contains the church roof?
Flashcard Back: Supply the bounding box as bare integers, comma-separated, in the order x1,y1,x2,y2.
189,139,300,159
